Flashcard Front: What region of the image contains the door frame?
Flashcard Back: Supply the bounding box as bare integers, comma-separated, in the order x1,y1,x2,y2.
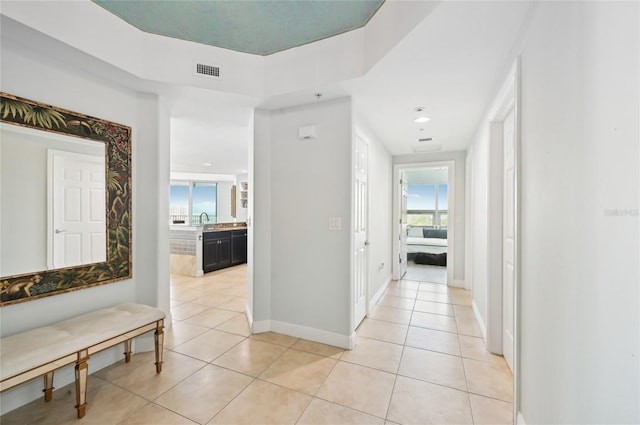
392,160,456,286
349,129,371,332
350,132,370,333
485,59,521,421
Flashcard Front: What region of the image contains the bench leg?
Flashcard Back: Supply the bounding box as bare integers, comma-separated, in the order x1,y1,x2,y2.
124,339,132,363
75,349,89,418
154,319,164,373
43,371,54,402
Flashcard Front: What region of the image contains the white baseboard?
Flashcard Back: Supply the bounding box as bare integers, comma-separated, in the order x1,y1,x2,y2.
252,319,270,334
245,306,254,332
451,278,465,288
471,299,487,341
369,274,392,308
517,411,526,425
251,319,354,349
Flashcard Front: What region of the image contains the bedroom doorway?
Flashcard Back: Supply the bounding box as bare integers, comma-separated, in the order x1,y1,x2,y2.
393,161,455,286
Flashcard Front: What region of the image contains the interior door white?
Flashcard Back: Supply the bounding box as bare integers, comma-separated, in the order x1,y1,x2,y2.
399,172,408,278
502,108,516,371
50,150,106,269
353,136,368,328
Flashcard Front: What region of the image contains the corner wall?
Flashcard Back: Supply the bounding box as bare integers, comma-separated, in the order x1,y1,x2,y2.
252,98,353,343
0,19,169,414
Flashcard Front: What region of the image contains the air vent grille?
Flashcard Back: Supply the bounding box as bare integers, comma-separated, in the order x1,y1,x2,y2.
195,63,220,78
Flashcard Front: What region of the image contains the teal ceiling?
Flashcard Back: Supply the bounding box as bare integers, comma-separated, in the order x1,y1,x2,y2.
93,0,385,56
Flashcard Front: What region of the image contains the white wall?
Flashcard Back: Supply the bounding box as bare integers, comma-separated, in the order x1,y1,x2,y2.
252,98,353,342
519,2,638,422
393,151,466,286
467,1,639,422
250,110,272,324
466,129,489,330
0,18,170,414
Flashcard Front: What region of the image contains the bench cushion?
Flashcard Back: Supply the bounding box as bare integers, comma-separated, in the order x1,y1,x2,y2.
0,303,165,381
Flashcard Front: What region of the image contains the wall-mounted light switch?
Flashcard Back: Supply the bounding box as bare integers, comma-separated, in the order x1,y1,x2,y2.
328,217,342,231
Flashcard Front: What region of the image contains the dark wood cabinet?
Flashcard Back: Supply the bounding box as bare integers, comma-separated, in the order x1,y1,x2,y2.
203,229,247,273
203,231,231,273
231,230,247,265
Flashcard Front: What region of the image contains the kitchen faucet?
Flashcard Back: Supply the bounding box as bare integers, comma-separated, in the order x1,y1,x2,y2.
199,212,209,224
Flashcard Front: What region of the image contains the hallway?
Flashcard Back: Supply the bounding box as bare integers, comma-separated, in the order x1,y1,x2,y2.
2,265,512,424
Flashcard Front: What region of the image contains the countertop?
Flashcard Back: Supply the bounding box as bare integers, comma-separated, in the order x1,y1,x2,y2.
170,223,247,232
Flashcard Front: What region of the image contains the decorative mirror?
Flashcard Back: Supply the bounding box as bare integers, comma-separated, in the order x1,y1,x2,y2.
0,93,132,306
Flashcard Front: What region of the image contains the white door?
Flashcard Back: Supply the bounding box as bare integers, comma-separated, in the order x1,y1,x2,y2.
399,172,408,278
353,136,368,328
50,150,106,269
502,108,516,371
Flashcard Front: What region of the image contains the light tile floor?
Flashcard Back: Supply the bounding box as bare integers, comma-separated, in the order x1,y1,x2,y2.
2,264,513,425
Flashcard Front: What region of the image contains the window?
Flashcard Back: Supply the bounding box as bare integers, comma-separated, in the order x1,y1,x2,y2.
169,181,217,224
192,182,216,224
407,183,448,228
169,184,189,223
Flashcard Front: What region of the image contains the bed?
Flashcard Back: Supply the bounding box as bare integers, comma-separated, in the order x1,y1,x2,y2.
407,227,448,265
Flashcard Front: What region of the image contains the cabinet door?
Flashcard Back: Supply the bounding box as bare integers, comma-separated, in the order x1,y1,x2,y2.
231,232,247,265
203,237,219,273
217,237,231,268
203,231,231,272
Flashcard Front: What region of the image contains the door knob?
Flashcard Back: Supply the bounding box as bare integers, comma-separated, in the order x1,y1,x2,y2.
364,241,370,246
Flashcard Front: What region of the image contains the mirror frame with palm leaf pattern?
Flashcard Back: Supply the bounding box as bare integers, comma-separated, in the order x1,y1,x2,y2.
0,93,132,306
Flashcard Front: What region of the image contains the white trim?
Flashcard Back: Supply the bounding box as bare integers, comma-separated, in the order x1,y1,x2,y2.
484,58,521,425
472,299,487,341
351,131,370,331
516,411,526,425
245,305,254,333
392,160,456,286
451,279,465,289
251,319,270,334
369,274,392,308
250,320,355,349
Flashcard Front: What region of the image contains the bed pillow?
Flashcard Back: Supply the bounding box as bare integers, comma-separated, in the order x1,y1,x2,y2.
408,227,423,237
423,228,447,239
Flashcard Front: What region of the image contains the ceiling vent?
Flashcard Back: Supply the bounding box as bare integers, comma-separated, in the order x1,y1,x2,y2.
194,61,222,79
417,137,433,143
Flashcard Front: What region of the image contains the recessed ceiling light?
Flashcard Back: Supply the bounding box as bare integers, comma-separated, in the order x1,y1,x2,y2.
203,162,213,166
414,116,431,123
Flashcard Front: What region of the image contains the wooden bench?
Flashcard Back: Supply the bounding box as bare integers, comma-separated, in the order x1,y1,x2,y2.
0,303,165,418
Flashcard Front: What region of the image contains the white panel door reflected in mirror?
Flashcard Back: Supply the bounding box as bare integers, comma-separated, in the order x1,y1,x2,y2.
48,150,106,269
0,123,106,277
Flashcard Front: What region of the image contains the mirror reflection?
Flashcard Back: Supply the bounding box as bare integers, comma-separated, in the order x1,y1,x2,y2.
0,123,106,277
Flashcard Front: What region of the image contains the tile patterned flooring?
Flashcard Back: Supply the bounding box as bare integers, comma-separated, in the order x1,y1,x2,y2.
2,264,513,424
